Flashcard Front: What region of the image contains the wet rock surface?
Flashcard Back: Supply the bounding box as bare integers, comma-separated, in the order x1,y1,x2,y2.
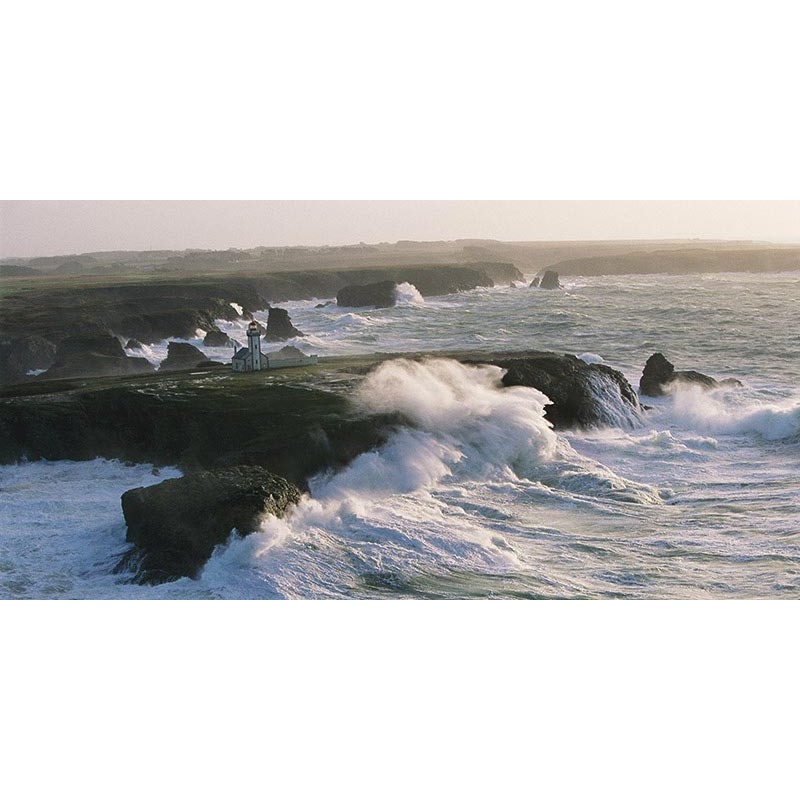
264,307,305,341
337,280,398,308
203,329,237,348
42,334,154,380
469,351,641,429
0,335,57,382
159,342,209,371
120,466,301,581
639,352,740,396
535,270,561,289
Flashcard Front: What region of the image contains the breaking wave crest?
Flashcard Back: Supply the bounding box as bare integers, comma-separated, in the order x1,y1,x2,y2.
393,282,425,306
667,385,800,441
198,359,662,597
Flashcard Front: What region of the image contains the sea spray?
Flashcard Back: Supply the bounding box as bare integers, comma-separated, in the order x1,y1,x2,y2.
7,270,799,598
393,282,425,306
666,385,800,441
0,459,187,599
351,359,661,505
201,360,557,595
197,359,663,597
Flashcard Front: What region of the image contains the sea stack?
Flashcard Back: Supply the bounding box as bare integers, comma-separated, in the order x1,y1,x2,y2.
538,270,561,289
264,308,305,341
159,342,209,371
639,352,731,396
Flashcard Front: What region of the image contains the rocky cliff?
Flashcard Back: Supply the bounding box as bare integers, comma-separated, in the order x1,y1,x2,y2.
120,466,301,581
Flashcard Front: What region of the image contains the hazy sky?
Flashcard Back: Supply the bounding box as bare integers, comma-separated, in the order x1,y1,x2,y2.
1,201,799,259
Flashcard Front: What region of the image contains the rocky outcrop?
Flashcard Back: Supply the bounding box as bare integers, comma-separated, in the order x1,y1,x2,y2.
264,307,305,341
0,280,266,356
159,342,208,371
120,466,301,581
0,372,395,487
464,262,523,284
538,270,561,289
117,309,219,345
473,352,641,429
0,335,57,381
639,353,740,396
125,339,145,350
203,328,236,348
337,280,398,308
42,334,154,380
0,266,510,387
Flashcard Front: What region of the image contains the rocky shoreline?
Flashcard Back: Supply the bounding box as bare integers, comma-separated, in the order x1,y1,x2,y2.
0,263,522,385
2,259,747,584
0,348,648,582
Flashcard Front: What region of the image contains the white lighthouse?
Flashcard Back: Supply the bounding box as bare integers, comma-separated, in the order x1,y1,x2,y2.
246,321,262,371
231,321,263,372
231,319,319,373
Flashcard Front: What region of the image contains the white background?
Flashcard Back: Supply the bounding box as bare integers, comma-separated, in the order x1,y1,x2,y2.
2,1,798,798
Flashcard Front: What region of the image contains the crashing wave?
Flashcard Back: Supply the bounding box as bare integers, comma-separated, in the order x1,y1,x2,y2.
667,385,800,441
393,282,425,307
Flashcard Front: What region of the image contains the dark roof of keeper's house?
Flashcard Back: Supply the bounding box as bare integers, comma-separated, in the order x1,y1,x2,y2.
232,348,250,361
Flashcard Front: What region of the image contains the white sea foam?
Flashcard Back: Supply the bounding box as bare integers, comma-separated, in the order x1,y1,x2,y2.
0,459,190,599
393,282,425,306
667,385,800,440
7,270,800,598
583,370,644,429
578,352,605,364
331,312,373,329
631,429,718,451
197,358,663,597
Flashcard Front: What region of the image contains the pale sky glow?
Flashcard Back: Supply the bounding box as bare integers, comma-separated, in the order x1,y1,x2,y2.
1,201,799,259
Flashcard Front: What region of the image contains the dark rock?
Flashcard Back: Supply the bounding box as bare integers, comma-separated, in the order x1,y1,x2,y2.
639,353,674,396
159,342,209,372
465,262,523,284
264,307,305,341
42,334,154,380
337,280,398,308
203,328,236,348
388,267,493,296
529,277,540,288
0,279,266,352
125,339,144,350
476,352,641,429
0,266,497,386
118,309,218,344
0,378,394,487
315,301,333,309
6,335,57,373
538,270,561,290
120,466,301,581
639,353,735,396
0,335,57,384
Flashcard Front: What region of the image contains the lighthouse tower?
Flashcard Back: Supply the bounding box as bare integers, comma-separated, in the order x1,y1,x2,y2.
247,321,263,371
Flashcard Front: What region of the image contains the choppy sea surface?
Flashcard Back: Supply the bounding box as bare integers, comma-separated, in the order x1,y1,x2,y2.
2,271,799,598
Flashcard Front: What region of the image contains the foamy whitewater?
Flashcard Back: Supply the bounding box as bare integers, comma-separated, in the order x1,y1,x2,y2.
2,270,799,598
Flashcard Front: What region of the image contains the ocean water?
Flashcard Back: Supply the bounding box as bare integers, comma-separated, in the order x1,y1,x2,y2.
1,271,799,599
